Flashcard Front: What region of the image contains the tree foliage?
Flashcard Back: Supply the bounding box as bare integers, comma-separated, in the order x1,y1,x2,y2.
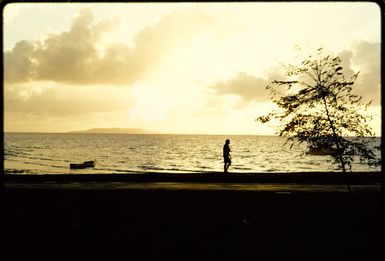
257,48,381,172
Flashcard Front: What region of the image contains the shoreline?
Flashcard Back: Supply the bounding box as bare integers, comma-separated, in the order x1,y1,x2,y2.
4,171,382,184
3,185,381,257
3,172,382,256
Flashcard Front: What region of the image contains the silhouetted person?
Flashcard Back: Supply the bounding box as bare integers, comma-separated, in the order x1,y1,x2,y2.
223,139,231,173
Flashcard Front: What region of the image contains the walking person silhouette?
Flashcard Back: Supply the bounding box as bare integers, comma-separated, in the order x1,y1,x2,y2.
223,139,231,173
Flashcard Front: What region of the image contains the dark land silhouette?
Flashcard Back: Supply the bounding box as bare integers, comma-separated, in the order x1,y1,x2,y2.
68,128,154,134
2,172,381,257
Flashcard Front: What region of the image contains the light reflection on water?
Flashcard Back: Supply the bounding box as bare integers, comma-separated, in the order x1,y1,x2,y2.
4,133,381,174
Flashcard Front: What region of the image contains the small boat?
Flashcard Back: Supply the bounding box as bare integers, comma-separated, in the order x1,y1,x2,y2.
306,147,336,155
70,160,95,169
70,163,87,169
83,161,95,167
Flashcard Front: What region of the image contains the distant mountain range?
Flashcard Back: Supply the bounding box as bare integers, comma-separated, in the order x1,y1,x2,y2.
68,128,155,134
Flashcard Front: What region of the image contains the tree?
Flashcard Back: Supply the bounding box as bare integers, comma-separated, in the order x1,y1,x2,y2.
257,48,381,174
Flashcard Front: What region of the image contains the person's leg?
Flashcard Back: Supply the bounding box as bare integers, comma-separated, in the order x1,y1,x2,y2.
225,162,230,173
227,160,231,172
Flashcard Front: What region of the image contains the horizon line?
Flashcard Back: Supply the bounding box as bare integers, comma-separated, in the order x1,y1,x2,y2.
3,131,276,136
3,131,382,138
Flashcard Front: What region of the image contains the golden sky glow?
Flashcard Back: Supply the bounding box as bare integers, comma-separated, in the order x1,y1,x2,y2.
3,2,381,135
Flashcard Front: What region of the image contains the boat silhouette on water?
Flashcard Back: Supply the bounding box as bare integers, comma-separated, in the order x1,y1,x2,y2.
306,147,336,156
70,161,95,169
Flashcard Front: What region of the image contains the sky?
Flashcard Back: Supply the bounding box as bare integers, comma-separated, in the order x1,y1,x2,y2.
3,2,381,135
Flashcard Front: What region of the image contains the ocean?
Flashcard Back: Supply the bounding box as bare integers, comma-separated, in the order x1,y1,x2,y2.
3,133,381,174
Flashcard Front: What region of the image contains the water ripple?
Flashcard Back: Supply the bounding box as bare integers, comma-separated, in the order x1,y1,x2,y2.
4,133,381,174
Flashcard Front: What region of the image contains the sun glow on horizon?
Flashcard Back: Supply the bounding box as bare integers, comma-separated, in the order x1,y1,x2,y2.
3,2,381,136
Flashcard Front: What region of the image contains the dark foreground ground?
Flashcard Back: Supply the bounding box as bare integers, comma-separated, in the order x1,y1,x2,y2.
1,173,383,257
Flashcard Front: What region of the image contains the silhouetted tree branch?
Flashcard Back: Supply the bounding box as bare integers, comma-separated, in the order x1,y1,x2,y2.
257,48,381,174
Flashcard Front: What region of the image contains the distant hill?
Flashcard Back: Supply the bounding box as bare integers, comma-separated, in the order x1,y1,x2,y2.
68,128,155,134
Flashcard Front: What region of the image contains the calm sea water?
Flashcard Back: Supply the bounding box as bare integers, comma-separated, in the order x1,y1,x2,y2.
3,133,381,174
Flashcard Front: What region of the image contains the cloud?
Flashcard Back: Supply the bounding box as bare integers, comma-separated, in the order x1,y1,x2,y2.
4,8,218,85
4,9,111,84
4,40,36,82
210,40,380,107
4,83,133,118
210,72,270,105
335,41,380,105
349,41,380,105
